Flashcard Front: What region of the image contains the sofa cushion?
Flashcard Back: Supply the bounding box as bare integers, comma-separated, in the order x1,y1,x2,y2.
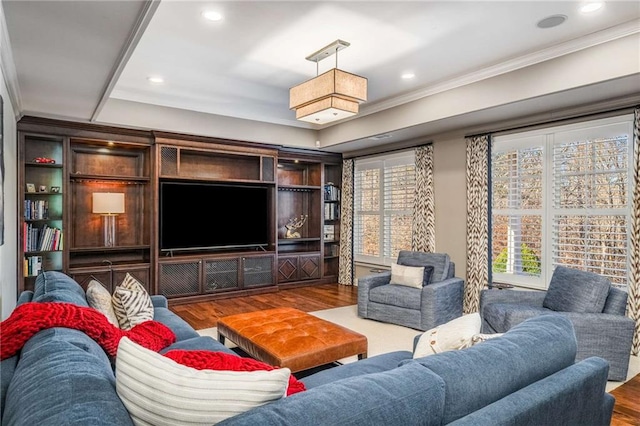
112,273,154,330
219,362,446,426
86,279,120,326
413,313,481,358
115,337,291,425
153,307,201,341
405,315,577,424
160,335,236,356
32,271,89,307
300,350,413,389
390,263,424,288
2,329,133,426
543,266,610,313
398,251,450,283
483,303,551,333
369,284,421,310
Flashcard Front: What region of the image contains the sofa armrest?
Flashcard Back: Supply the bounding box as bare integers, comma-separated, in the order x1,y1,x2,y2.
17,291,34,306
151,295,169,309
357,271,391,319
420,278,464,330
480,289,545,315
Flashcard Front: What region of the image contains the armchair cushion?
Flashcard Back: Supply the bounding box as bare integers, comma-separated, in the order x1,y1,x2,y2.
398,251,450,283
483,304,550,333
390,263,425,288
370,285,421,310
542,266,610,313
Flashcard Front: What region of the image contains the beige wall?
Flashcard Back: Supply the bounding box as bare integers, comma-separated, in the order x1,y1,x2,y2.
1,63,18,320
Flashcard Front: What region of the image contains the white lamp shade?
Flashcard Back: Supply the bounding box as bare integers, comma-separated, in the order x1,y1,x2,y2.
92,193,125,214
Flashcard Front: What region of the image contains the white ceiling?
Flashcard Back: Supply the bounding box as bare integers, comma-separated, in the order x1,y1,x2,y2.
2,1,640,153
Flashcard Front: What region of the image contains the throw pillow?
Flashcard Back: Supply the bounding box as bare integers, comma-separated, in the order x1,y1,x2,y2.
389,263,425,289
112,273,153,330
413,313,481,358
115,337,291,425
542,266,611,313
85,279,119,327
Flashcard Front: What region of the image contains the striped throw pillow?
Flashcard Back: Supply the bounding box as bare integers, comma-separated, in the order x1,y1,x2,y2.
115,337,290,425
112,273,153,330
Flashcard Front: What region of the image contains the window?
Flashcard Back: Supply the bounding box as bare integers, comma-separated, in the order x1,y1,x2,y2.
491,115,633,289
354,151,416,265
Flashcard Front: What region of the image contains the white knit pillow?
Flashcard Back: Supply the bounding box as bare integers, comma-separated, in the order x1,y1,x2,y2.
112,273,153,330
115,337,290,425
389,263,425,289
86,279,119,327
413,313,482,358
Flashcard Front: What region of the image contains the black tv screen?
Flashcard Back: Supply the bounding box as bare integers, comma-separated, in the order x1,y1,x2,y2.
160,181,270,251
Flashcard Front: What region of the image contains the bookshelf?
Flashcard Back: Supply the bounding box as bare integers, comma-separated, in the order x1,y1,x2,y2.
18,134,65,291
323,163,342,280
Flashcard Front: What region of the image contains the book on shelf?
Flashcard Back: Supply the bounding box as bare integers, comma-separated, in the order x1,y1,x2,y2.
24,223,63,252
324,183,341,201
323,224,335,241
24,255,42,277
324,203,339,220
24,199,49,220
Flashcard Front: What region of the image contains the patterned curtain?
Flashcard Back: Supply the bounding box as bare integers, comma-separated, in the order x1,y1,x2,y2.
629,107,640,355
412,145,435,253
465,135,490,313
338,159,354,286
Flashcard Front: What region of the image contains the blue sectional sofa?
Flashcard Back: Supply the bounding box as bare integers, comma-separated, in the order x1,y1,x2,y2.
1,271,614,425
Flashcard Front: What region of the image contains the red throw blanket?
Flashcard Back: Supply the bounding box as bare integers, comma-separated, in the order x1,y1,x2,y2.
0,302,305,396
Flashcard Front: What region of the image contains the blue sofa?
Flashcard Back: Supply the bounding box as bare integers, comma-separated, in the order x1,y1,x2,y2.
2,271,614,425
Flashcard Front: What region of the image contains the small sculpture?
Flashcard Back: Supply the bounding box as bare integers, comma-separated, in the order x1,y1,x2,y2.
285,215,308,238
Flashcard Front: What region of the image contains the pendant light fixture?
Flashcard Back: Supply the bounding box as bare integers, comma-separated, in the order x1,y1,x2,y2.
289,40,367,125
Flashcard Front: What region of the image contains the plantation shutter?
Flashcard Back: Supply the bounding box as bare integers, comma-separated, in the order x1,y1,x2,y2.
354,151,415,265
383,158,415,261
551,124,631,287
491,136,544,286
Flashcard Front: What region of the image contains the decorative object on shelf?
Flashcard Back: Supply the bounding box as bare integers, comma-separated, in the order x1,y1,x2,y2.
285,214,307,239
289,39,367,125
50,186,60,193
33,157,55,164
26,183,36,193
38,185,47,192
93,192,125,247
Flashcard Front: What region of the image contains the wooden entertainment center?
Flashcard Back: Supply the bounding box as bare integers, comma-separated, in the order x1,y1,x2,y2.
17,117,342,304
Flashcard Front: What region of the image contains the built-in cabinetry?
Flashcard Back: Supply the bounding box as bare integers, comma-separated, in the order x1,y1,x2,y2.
276,150,342,287
155,136,278,303
17,119,153,294
16,118,342,303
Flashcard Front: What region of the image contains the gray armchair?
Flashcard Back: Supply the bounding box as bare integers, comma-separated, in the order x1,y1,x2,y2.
480,265,635,381
357,251,464,331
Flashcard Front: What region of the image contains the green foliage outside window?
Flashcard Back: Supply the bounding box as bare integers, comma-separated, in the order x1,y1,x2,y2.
493,244,541,275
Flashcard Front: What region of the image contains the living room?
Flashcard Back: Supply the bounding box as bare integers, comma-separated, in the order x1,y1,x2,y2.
1,1,639,425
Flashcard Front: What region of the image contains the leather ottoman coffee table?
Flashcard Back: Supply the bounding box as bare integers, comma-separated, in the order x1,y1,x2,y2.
217,307,368,373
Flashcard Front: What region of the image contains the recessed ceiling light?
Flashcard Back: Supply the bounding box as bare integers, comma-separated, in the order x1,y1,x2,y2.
401,72,415,80
580,2,604,13
202,10,223,22
147,76,164,84
536,14,567,29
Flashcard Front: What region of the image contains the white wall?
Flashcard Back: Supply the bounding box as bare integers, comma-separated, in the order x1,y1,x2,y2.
1,64,17,320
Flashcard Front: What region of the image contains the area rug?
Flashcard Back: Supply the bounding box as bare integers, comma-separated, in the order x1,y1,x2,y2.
196,305,640,391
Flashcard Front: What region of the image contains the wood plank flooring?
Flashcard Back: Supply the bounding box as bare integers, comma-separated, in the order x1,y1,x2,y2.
169,283,639,425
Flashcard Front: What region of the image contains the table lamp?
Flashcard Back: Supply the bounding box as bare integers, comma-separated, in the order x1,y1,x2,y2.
92,192,125,247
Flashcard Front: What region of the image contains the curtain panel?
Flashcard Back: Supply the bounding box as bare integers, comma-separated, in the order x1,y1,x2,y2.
465,135,490,313
412,144,435,253
338,159,354,286
630,107,640,355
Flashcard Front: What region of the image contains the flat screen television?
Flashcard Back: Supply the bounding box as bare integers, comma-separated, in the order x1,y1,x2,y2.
159,181,270,252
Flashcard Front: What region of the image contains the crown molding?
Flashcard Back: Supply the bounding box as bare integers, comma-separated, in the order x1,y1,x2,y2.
0,2,23,119
358,19,640,120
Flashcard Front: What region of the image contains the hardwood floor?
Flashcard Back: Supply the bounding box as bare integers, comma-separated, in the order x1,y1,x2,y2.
169,283,358,329
169,283,639,425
